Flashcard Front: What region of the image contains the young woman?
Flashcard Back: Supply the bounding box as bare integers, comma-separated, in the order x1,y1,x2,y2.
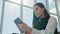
18,3,57,34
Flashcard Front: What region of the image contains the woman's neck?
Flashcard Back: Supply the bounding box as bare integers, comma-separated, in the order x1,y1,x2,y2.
39,16,45,19
39,14,46,19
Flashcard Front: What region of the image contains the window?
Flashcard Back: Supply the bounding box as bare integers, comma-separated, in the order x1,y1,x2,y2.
2,2,20,34
23,0,34,7
37,0,46,7
8,0,21,4
1,0,34,34
23,7,33,27
57,0,60,15
48,0,57,14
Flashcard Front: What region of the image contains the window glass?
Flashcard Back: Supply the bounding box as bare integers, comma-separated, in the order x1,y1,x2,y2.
2,2,20,34
48,0,57,14
23,7,33,27
23,0,34,7
8,0,21,4
37,0,46,7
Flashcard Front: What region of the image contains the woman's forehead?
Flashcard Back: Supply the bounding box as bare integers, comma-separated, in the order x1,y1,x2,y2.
33,6,41,10
34,6,40,9
34,5,39,8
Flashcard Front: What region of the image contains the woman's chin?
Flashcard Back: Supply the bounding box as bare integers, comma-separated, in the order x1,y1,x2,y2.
36,15,40,17
35,14,40,17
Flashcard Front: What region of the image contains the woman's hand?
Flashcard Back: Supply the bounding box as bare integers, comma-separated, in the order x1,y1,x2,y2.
18,22,32,34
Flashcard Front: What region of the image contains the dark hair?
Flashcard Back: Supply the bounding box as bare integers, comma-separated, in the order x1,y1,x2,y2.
33,3,50,17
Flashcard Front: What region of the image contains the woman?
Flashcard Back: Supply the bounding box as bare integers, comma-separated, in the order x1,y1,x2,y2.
18,3,57,34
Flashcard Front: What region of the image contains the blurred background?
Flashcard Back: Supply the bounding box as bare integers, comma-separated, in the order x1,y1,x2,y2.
0,0,60,34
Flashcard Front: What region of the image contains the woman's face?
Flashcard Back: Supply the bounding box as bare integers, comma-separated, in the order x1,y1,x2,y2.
33,5,44,17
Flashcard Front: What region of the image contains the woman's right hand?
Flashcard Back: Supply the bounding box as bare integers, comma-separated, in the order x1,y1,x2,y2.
25,31,31,34
18,22,32,34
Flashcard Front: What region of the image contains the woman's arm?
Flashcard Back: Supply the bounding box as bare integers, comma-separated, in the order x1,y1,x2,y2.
45,16,57,34
18,16,57,34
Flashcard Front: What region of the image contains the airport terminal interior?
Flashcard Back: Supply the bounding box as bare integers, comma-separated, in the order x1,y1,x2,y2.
0,0,60,34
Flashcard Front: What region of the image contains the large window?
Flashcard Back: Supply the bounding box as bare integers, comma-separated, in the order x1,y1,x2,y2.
2,2,20,34
1,0,34,34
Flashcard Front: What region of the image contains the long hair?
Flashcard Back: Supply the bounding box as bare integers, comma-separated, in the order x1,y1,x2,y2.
33,3,50,17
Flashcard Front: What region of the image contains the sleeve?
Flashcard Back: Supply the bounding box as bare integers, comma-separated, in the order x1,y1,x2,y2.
45,16,57,34
32,16,57,34
32,29,45,34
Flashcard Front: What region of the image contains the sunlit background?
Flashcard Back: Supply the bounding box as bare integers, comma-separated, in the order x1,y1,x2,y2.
0,0,60,34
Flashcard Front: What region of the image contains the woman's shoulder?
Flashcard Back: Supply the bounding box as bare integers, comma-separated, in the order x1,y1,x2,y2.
49,16,57,21
48,16,57,24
